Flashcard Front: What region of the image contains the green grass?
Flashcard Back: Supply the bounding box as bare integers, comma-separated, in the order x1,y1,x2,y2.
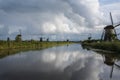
82,41,120,53
0,41,73,49
0,41,73,58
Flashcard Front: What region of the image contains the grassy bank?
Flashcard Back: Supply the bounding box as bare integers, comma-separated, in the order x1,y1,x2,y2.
0,41,73,49
0,41,73,58
82,41,120,53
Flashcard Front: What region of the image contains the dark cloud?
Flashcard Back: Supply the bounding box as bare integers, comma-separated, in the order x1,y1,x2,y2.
0,0,119,40
0,0,68,13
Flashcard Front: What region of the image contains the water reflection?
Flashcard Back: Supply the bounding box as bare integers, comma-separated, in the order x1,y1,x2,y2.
93,50,120,79
0,44,120,80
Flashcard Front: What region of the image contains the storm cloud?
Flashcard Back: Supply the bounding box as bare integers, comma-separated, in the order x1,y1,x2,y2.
0,0,120,40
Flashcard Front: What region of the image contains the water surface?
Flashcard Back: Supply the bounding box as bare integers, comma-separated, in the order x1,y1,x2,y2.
0,44,120,80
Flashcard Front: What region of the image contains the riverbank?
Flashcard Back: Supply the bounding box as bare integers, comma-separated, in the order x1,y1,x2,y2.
82,41,120,53
0,41,73,49
0,41,73,58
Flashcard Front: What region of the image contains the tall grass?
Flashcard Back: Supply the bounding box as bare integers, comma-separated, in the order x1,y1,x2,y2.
82,41,120,53
0,41,73,58
0,41,72,49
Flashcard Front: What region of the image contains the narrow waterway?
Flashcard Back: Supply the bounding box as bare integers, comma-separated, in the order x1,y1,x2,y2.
0,44,120,80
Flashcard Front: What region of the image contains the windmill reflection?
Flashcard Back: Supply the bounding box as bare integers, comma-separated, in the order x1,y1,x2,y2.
81,45,120,79
101,52,120,79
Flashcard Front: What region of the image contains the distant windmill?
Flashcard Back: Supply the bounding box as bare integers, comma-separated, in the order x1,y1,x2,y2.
101,12,120,41
88,33,92,40
15,29,22,42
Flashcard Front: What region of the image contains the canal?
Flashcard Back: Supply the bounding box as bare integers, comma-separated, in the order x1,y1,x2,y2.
0,44,120,80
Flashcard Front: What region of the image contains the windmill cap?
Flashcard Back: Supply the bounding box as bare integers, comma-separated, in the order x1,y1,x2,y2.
17,34,22,36
104,61,114,66
104,25,114,29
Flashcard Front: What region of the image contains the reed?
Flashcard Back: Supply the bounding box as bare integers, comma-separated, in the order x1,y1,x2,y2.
0,41,73,58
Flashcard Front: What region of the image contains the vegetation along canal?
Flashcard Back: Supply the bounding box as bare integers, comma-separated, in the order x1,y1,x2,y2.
0,44,120,80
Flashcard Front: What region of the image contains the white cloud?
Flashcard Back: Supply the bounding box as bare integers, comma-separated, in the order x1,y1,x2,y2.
0,0,119,40
101,2,120,24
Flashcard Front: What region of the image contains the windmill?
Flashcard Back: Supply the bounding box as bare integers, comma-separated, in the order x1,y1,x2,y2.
15,29,22,42
101,12,120,41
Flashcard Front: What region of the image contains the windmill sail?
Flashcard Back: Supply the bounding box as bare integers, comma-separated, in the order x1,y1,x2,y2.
114,23,120,27
101,30,104,40
110,65,114,78
110,12,114,25
114,29,118,39
115,63,120,70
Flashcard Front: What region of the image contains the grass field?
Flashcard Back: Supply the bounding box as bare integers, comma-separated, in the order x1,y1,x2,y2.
0,41,73,58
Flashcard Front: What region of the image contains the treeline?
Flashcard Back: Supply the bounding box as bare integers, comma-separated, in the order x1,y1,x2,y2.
0,33,73,49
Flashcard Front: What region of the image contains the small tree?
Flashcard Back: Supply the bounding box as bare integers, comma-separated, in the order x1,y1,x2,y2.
67,39,69,42
88,37,92,40
40,37,43,42
7,37,10,42
46,38,49,42
7,37,10,47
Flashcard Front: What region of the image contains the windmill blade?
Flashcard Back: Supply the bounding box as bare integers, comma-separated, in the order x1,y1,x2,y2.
19,29,22,35
117,33,120,35
114,23,120,27
110,12,114,25
114,29,118,39
115,63,120,70
110,65,114,79
101,29,104,41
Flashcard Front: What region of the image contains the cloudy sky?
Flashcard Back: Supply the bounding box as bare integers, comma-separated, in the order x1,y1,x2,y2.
0,0,120,41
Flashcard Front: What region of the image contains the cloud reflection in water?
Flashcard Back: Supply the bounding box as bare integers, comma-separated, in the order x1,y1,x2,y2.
0,44,119,80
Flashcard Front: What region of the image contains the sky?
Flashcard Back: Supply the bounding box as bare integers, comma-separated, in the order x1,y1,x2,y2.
0,0,120,41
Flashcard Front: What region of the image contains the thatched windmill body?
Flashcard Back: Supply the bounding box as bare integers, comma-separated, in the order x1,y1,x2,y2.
101,12,120,41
